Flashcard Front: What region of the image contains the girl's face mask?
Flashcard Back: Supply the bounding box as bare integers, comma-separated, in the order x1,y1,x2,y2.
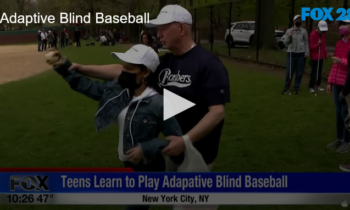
118,70,142,91
340,26,350,36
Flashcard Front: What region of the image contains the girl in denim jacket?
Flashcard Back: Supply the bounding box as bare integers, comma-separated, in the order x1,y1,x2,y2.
47,45,182,175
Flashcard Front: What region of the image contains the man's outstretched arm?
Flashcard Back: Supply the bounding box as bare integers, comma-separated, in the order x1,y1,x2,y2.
69,63,123,81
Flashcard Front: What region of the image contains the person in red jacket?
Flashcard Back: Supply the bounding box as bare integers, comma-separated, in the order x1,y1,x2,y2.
308,21,328,93
326,20,350,154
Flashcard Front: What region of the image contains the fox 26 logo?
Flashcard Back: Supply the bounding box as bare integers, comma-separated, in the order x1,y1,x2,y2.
10,175,50,191
301,7,350,21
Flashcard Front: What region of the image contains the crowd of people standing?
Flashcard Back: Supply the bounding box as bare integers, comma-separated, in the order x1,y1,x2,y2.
98,29,124,46
281,15,350,172
37,27,82,51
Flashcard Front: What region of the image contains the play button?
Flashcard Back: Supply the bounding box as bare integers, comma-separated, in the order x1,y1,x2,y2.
163,89,196,121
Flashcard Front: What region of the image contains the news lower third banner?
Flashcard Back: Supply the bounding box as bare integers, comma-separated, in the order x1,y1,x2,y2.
0,168,349,205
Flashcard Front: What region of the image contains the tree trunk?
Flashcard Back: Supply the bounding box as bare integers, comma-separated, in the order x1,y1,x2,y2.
90,7,97,37
306,17,313,34
251,0,279,50
159,0,167,10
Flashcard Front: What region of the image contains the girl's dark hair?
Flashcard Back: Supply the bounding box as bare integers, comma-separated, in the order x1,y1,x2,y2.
138,64,162,95
140,31,154,46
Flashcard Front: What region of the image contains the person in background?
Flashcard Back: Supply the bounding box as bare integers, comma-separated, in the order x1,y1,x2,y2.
100,35,108,46
41,29,48,51
60,29,65,49
308,20,328,93
119,32,123,44
108,30,115,46
115,31,120,44
37,30,42,52
281,15,309,94
140,31,158,54
65,31,69,47
52,29,58,49
74,27,81,47
326,20,350,154
113,29,117,44
47,30,54,48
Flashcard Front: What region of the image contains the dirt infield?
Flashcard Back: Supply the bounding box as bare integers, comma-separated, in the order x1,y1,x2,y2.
0,44,50,85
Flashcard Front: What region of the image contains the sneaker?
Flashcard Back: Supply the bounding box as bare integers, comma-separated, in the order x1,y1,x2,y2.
327,140,343,149
339,163,350,172
309,88,315,93
294,90,300,94
318,87,325,91
281,90,290,95
337,142,350,153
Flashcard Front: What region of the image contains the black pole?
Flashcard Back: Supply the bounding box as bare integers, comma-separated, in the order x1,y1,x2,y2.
341,0,348,39
129,24,131,43
289,0,295,28
139,24,141,43
194,9,197,44
228,2,232,56
256,0,261,62
210,6,213,52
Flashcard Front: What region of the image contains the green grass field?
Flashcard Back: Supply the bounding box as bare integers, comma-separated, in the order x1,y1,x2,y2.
0,45,347,210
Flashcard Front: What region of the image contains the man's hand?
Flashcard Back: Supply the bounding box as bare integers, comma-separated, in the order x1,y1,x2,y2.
288,31,293,36
162,136,186,156
126,146,143,165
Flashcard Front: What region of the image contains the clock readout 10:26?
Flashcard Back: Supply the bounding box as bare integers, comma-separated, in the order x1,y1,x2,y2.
6,194,54,203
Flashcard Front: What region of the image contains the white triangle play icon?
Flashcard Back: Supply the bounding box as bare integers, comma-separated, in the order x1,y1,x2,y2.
163,89,196,121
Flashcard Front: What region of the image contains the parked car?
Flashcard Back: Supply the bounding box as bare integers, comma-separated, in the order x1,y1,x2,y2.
225,21,284,48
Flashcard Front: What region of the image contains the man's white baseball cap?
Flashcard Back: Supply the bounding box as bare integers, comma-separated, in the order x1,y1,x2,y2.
318,20,328,32
145,4,192,27
111,44,159,72
293,15,301,21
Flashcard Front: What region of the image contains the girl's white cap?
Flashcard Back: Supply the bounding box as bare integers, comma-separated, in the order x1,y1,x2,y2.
111,44,159,72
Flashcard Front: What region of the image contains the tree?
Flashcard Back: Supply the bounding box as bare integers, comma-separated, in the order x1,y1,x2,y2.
15,0,29,29
0,0,15,30
159,0,167,10
251,0,279,50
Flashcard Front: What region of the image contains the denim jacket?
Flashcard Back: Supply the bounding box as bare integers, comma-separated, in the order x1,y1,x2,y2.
53,60,183,164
